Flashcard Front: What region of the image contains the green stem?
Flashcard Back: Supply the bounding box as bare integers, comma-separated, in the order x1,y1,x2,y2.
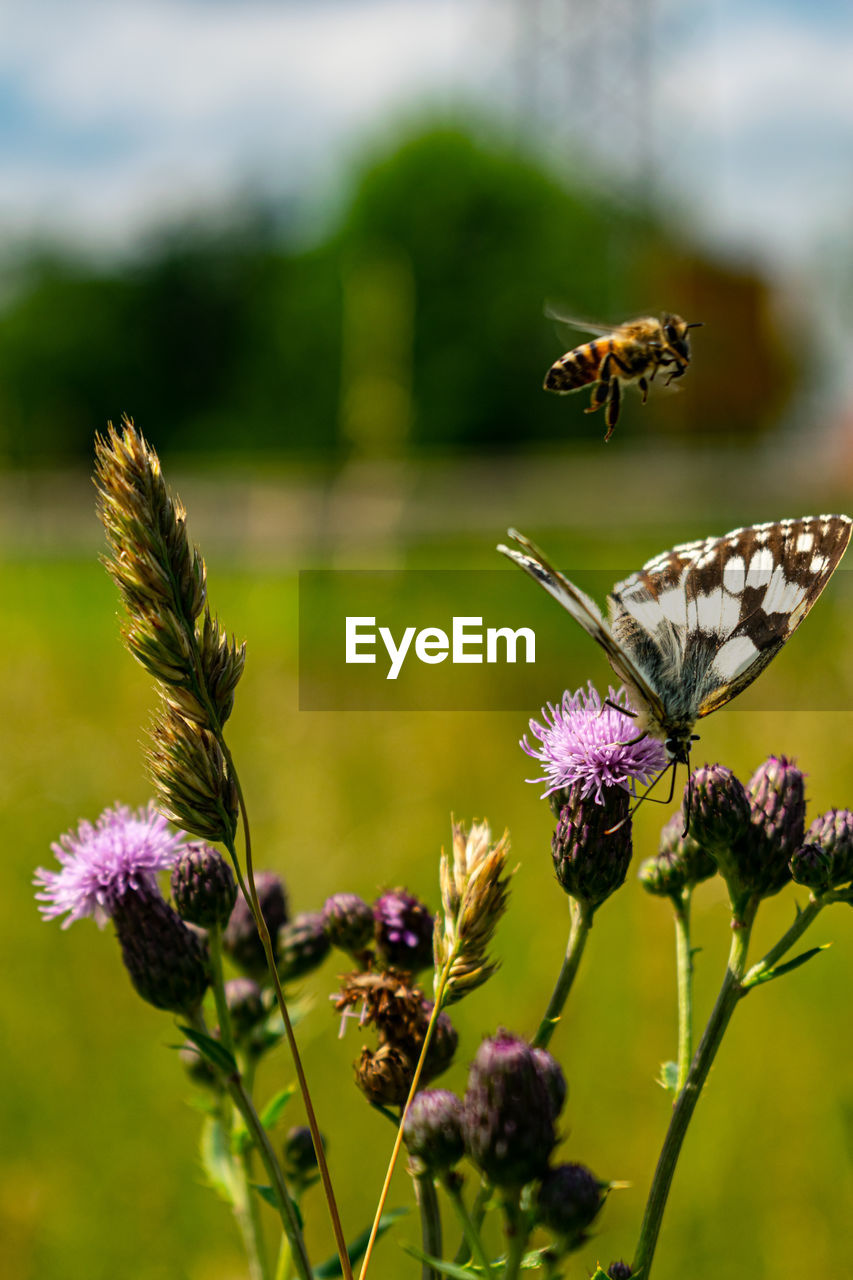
416,1173,443,1280
227,1074,313,1280
532,896,593,1049
742,894,824,988
673,894,694,1093
444,1176,494,1276
207,923,235,1059
632,907,756,1279
501,1193,528,1280
234,1144,272,1280
359,961,455,1279
274,1218,295,1280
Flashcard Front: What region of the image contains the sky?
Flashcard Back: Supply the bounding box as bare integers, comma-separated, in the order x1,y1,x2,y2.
0,0,851,269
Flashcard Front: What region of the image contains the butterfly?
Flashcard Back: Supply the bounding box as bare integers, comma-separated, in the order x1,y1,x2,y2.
499,515,852,774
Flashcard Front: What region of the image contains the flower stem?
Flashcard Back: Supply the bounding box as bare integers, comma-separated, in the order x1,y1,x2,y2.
501,1192,528,1280
207,923,235,1059
632,907,756,1279
444,1176,494,1276
532,896,593,1049
416,1173,443,1280
742,894,824,988
673,894,693,1093
359,965,453,1280
234,1144,272,1280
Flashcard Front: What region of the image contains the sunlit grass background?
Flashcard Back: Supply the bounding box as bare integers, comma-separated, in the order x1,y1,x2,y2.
4,461,853,1279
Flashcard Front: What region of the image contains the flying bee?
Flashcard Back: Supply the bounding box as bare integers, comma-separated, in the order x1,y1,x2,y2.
544,312,702,442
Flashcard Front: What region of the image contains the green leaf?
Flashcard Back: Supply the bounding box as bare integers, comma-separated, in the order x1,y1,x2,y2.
252,1185,304,1230
259,1085,296,1130
589,1269,610,1280
179,1025,237,1075
657,1060,679,1093
403,1245,488,1277
520,1247,556,1269
199,1115,236,1202
747,944,830,988
313,1208,410,1277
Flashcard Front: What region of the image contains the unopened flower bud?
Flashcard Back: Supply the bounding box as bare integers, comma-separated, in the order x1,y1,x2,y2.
323,892,374,957
171,842,237,929
224,977,265,1039
551,784,632,909
113,887,209,1014
658,813,717,887
374,889,435,973
531,1048,567,1120
179,1039,219,1090
804,809,853,888
355,1042,417,1106
463,1031,556,1188
278,912,331,982
789,844,833,892
283,1126,324,1183
536,1162,606,1241
223,871,289,976
745,756,804,896
608,1262,633,1279
421,1005,458,1083
689,766,751,871
403,1089,465,1173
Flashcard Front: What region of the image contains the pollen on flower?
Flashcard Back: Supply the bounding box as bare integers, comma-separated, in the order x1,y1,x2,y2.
521,682,668,803
35,802,187,928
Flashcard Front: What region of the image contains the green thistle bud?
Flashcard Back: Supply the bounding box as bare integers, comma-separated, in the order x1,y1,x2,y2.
639,850,687,898
283,1125,325,1185
322,893,375,957
804,809,853,888
745,756,804,897
536,1162,607,1244
789,844,833,893
403,1089,466,1173
278,912,331,982
551,784,632,910
463,1031,556,1188
171,842,237,929
112,887,209,1014
224,978,265,1040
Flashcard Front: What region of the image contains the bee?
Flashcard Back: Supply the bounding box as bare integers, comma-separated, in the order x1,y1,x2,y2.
544,312,702,442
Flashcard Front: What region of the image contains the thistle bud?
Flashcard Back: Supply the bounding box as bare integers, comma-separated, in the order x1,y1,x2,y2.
421,1005,458,1083
322,893,375,957
551,784,632,910
639,850,687,898
355,1042,417,1106
374,889,435,973
224,977,265,1040
659,812,718,887
403,1089,466,1173
171,842,237,929
179,1039,219,1090
536,1162,607,1242
789,844,833,893
463,1031,556,1188
804,809,853,888
688,766,751,869
745,756,804,896
283,1125,324,1184
112,887,209,1014
223,871,289,976
531,1047,567,1120
278,912,331,982
608,1263,633,1278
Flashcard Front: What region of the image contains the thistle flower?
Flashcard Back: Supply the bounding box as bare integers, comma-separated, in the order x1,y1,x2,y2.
403,1089,466,1173
322,892,375,957
374,889,435,973
536,1162,607,1243
433,819,512,1005
112,887,209,1014
531,1047,567,1120
551,784,633,910
463,1030,556,1188
171,842,237,929
223,872,289,977
522,683,667,806
35,803,186,928
278,912,331,982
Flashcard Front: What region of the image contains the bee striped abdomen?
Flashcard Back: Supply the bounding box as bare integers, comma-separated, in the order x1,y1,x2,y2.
544,338,607,392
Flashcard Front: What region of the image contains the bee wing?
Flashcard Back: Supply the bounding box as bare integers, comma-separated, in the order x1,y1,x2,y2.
497,529,665,716
543,303,615,337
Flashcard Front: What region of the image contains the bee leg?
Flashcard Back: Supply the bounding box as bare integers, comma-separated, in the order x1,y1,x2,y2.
584,378,609,415
638,376,649,404
603,377,621,442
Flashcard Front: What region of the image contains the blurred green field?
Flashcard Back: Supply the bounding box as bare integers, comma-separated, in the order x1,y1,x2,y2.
4,489,853,1280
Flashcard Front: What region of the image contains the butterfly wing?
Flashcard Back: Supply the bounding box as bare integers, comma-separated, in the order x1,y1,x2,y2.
608,515,852,725
497,529,667,724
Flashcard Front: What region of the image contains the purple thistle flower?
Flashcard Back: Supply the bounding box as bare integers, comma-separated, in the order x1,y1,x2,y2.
522,683,668,803
35,802,187,928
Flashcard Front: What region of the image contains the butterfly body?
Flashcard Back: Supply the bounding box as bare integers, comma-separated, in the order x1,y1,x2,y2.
500,516,853,763
544,313,701,442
